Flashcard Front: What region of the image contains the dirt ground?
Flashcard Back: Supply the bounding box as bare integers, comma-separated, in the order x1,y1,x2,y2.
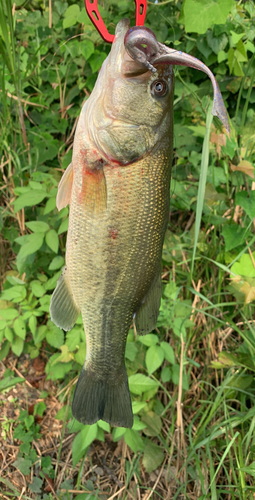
0,353,180,500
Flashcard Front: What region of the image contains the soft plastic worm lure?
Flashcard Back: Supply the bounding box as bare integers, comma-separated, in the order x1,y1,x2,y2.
124,26,230,134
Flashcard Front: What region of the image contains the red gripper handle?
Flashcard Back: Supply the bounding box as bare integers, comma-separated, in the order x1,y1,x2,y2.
84,0,147,43
135,0,147,26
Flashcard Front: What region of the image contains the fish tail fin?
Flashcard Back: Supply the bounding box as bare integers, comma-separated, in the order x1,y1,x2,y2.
72,367,133,428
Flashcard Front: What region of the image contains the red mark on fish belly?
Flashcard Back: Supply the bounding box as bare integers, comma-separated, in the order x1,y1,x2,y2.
108,227,118,240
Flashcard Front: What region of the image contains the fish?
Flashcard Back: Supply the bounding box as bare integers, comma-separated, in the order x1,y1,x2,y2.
50,19,230,428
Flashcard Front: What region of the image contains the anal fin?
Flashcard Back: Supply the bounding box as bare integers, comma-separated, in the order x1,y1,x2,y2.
56,163,73,210
135,272,162,335
50,268,80,331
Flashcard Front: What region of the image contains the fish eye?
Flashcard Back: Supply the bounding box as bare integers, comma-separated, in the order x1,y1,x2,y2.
151,80,168,97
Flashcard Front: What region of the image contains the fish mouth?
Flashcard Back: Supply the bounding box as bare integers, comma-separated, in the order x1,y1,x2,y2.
124,26,230,135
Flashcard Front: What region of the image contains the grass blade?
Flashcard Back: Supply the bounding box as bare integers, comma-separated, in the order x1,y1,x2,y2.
191,100,213,277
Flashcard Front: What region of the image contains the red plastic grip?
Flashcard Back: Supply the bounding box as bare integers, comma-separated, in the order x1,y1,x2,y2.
84,0,147,43
135,0,147,26
85,0,114,43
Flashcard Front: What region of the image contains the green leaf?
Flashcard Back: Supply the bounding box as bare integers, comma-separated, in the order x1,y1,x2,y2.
228,47,235,74
125,341,138,361
29,477,43,493
1,285,26,303
235,191,255,221
45,356,73,381
239,462,255,478
72,424,98,466
45,270,61,291
88,50,107,73
58,217,69,234
128,374,159,395
183,0,235,34
132,417,147,431
236,40,248,62
197,36,212,59
12,337,24,356
0,308,19,320
77,7,91,24
0,375,25,392
142,411,162,436
73,342,86,365
13,318,26,339
124,429,144,453
0,320,7,330
49,256,65,270
17,233,44,259
230,31,244,45
14,190,47,212
29,315,37,335
96,427,105,442
26,221,49,233
4,327,13,342
161,366,171,383
97,420,110,432
31,280,45,298
112,427,126,442
63,4,80,28
132,401,147,414
55,405,72,421
146,345,165,375
160,341,175,364
137,334,158,346
13,457,32,475
57,344,73,363
45,229,59,253
172,364,181,385
44,196,56,214
222,224,247,252
142,441,164,473
207,31,228,55
231,253,255,278
46,324,64,348
218,50,228,63
80,40,94,60
0,340,10,361
34,325,48,344
80,423,98,449
65,328,82,352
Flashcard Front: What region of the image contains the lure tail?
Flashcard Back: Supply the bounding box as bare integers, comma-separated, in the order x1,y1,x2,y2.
72,366,133,428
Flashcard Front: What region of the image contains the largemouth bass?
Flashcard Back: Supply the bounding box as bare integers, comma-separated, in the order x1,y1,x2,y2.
50,19,229,428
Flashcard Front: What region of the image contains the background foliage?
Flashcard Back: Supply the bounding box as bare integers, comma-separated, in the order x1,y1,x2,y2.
0,0,255,498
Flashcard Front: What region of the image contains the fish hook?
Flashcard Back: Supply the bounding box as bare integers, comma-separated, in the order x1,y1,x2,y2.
84,0,147,43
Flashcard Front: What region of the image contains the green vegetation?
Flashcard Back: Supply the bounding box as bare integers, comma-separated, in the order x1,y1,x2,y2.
0,0,255,498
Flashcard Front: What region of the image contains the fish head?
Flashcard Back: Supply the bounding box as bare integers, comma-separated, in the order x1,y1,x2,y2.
85,19,174,165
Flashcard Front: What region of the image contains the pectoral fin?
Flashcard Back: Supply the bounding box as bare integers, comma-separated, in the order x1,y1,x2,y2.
56,163,73,210
50,268,80,331
79,165,107,214
135,272,162,335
